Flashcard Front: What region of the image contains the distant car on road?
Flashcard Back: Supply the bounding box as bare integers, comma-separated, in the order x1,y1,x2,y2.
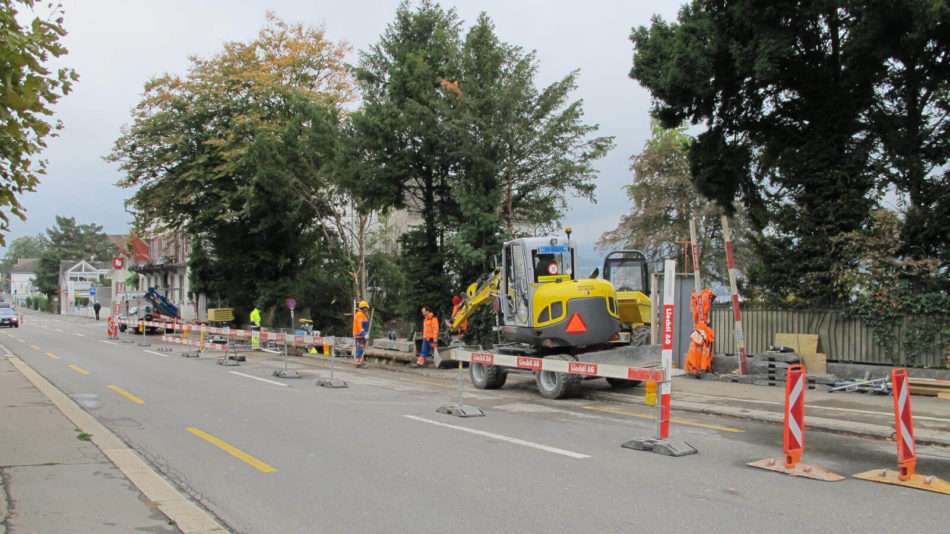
0,307,19,328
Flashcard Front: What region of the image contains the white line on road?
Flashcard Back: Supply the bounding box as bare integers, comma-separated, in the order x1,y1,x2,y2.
101,340,117,346
229,371,289,387
403,415,591,459
142,350,169,358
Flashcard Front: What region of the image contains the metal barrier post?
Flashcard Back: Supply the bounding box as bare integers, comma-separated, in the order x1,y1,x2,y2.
316,337,347,388
217,329,239,366
437,355,484,417
273,335,301,378
622,259,697,457
137,319,150,346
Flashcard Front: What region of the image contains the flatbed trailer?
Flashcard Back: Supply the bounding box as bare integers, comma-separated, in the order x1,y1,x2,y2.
450,343,664,399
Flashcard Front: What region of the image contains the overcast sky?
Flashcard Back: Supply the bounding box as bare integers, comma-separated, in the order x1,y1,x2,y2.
5,0,683,262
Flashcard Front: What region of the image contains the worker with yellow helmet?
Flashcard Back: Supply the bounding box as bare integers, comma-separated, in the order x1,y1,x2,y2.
352,300,370,368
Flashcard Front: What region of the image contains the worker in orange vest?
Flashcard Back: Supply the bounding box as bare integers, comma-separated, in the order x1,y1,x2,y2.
418,305,439,367
450,294,467,341
685,289,716,376
353,300,370,368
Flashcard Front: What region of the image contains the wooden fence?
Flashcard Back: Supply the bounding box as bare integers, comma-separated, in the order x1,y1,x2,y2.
708,304,950,368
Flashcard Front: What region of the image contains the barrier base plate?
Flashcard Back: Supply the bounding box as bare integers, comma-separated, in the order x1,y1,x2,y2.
748,458,844,481
273,369,302,378
622,438,697,457
316,378,348,389
217,358,240,366
853,469,950,494
137,342,151,347
182,351,199,358
437,403,485,418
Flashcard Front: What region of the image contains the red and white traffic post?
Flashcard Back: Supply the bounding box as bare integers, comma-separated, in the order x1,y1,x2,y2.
621,259,696,457
748,365,843,481
721,216,748,374
854,368,950,493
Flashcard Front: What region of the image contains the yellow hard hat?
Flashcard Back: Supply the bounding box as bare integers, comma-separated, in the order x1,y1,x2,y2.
358,300,369,309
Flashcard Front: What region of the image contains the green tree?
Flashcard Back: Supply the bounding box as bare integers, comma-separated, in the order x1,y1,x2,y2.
350,3,612,314
0,1,77,244
597,120,755,286
865,0,950,284
0,233,48,273
632,1,882,302
109,14,354,314
32,216,111,299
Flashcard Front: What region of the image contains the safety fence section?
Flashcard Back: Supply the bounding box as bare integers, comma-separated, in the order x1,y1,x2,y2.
114,318,328,348
449,349,665,383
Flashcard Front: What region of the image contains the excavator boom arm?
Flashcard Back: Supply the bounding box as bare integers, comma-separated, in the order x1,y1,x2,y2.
451,268,501,333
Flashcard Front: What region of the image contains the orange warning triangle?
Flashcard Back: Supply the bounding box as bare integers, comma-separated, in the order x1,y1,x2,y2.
565,313,587,334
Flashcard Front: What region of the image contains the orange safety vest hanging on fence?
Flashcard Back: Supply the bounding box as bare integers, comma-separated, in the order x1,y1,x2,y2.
685,289,717,376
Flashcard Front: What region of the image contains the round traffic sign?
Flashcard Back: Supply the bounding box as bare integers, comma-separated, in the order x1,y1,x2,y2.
286,297,297,310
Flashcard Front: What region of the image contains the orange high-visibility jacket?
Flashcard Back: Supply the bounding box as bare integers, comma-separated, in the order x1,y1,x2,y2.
690,288,716,324
451,302,468,331
353,309,368,338
423,312,439,342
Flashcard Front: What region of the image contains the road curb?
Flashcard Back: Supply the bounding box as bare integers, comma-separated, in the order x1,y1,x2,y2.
3,350,229,534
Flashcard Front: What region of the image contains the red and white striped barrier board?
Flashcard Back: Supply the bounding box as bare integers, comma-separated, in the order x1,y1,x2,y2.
854,368,950,493
783,364,805,468
452,349,665,383
892,368,917,480
748,364,843,481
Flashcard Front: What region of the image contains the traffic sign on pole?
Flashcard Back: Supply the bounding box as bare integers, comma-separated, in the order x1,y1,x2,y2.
286,298,296,311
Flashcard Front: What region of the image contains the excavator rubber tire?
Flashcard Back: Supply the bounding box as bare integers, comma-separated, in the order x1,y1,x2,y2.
535,354,582,399
470,362,507,389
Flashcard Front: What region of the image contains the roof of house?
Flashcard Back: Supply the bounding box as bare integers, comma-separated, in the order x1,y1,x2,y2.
10,259,38,274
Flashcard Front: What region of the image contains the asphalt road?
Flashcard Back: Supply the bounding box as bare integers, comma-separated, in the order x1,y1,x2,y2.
5,312,948,533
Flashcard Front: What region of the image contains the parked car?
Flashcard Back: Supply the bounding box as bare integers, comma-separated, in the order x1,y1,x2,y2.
0,307,19,328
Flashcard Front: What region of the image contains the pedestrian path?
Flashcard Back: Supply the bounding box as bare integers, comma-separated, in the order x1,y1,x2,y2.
0,346,226,534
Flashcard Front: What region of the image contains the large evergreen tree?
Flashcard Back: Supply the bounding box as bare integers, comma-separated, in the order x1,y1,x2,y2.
632,1,882,301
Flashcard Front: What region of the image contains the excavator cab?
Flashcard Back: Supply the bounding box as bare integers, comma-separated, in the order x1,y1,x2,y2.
602,250,652,344
496,235,619,349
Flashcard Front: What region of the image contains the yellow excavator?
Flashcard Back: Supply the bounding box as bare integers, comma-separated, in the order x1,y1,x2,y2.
448,230,658,398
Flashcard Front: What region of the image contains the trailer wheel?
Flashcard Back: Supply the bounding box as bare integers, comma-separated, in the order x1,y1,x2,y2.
605,377,642,388
535,354,581,399
470,362,507,389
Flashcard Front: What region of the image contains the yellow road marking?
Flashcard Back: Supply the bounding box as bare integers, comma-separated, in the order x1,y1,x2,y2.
584,406,745,433
186,428,277,473
17,339,25,343
46,352,59,359
69,364,90,375
30,345,40,350
108,385,145,404
6,333,13,338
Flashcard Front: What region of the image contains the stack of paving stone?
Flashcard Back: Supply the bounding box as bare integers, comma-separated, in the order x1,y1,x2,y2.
748,349,837,388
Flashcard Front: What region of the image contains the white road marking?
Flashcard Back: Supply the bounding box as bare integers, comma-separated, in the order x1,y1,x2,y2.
101,340,117,346
229,371,289,387
403,415,590,459
143,350,169,358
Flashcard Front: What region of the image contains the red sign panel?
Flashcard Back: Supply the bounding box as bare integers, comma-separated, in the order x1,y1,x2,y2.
113,257,125,269
568,361,598,375
294,335,305,344
516,357,543,371
662,305,674,350
472,352,494,364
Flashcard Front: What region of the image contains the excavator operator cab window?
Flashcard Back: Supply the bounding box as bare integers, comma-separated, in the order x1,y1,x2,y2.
533,246,573,283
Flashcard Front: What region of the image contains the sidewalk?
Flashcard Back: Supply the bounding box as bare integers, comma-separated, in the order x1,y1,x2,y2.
0,351,226,534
